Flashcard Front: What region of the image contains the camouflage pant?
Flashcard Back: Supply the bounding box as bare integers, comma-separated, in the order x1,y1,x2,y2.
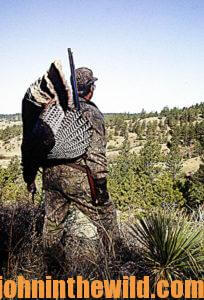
42,164,119,254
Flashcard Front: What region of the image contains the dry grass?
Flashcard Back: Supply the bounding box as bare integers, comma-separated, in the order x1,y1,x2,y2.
182,156,202,174
0,202,141,282
0,202,45,279
0,202,202,300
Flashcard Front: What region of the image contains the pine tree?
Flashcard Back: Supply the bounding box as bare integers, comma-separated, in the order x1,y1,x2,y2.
120,131,130,156
166,144,183,180
138,138,164,177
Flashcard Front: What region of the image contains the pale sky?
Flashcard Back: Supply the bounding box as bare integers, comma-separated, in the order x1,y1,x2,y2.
0,0,204,114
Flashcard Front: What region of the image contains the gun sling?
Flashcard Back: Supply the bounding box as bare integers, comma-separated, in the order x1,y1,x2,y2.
64,162,97,203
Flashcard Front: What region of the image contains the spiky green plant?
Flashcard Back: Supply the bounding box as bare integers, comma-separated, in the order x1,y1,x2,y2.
130,208,204,284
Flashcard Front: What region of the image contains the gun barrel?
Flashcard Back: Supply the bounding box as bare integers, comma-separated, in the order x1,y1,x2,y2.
68,48,80,110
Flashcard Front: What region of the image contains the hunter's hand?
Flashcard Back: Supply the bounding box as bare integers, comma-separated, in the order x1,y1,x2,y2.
27,182,37,194
94,177,109,205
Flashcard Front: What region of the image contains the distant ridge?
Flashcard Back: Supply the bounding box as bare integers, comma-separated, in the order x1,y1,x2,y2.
0,114,21,121
0,102,203,122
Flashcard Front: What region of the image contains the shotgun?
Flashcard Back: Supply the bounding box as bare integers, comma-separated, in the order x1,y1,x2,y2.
68,48,80,110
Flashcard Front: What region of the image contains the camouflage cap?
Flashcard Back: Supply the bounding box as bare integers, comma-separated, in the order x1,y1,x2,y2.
75,67,98,91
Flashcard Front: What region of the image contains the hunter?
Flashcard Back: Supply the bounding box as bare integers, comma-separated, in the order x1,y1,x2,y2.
21,65,120,268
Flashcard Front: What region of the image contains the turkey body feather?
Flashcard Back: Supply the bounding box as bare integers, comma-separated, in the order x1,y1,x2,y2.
43,106,92,159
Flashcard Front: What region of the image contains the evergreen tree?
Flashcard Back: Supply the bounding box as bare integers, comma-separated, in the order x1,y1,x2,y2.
120,121,127,137
166,144,183,180
120,131,130,156
161,106,170,117
137,138,164,177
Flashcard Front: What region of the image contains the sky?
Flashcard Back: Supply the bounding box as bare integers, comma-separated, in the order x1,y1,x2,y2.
0,0,204,114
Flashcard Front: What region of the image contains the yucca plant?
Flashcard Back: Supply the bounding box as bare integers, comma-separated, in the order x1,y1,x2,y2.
129,208,204,285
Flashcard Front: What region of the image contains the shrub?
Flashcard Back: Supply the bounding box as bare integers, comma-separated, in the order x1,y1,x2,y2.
129,208,204,286
0,156,42,203
0,125,22,144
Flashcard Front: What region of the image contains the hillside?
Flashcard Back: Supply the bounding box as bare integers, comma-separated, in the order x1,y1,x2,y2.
0,103,203,282
0,103,204,174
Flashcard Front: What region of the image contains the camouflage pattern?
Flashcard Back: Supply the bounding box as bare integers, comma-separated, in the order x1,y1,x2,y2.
79,99,108,179
42,165,119,251
42,98,119,253
75,67,98,91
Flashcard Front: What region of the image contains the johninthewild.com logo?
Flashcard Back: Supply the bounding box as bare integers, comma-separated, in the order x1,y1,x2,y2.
0,275,204,299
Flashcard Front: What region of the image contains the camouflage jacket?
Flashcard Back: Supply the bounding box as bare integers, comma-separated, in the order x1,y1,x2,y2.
21,96,108,184
76,98,108,179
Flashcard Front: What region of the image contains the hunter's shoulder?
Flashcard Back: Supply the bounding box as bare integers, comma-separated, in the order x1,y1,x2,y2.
80,99,104,120
80,99,105,134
